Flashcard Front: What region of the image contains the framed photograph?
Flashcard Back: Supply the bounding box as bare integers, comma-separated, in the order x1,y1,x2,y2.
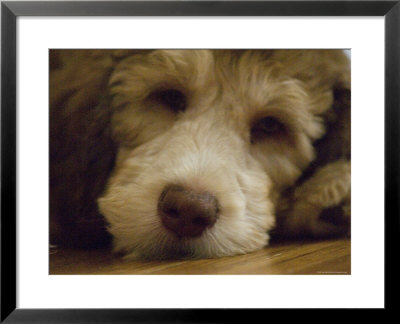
1,0,398,321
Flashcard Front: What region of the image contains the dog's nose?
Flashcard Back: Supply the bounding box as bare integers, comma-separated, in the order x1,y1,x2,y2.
158,185,219,237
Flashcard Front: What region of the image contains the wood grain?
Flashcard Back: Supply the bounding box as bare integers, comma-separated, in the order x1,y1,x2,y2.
50,238,350,275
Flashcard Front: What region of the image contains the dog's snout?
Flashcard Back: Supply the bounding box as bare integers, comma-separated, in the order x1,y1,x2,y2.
158,185,219,237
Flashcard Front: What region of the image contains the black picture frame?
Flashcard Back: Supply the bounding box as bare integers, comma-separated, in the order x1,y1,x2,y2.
1,1,398,321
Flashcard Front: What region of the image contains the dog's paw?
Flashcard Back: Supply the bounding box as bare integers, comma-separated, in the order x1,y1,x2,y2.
276,160,351,238
294,160,350,207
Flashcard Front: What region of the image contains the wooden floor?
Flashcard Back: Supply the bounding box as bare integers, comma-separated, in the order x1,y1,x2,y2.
50,238,350,275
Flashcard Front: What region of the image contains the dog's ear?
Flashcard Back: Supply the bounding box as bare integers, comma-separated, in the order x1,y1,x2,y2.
50,50,137,248
307,86,351,173
297,50,351,181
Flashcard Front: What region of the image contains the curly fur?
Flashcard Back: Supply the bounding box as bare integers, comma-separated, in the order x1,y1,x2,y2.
50,49,350,259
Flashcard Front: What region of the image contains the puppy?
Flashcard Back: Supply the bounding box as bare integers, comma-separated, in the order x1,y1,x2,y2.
50,49,350,259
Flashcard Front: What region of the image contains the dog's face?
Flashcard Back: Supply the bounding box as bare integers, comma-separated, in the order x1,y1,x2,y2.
98,50,348,259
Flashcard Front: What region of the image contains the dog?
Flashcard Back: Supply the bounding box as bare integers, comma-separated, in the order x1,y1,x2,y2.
50,49,350,260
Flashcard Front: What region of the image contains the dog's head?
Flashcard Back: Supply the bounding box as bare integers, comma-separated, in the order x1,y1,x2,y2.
96,50,350,259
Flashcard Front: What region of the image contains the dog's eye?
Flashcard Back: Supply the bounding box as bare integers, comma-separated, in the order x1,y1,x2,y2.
153,89,186,113
251,117,285,141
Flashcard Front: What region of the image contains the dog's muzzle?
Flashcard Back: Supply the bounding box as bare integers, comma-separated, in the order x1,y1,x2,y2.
157,184,220,238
